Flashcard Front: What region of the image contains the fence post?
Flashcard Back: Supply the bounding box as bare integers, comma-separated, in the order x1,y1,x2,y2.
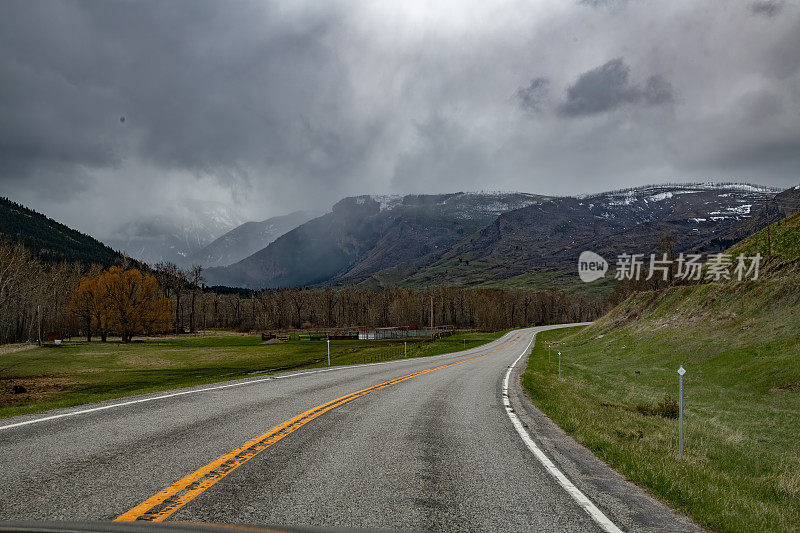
678,365,686,459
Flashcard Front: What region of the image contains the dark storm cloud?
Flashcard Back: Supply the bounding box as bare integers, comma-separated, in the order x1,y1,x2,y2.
0,1,798,240
515,78,550,112
558,58,675,117
750,1,784,17
0,1,368,194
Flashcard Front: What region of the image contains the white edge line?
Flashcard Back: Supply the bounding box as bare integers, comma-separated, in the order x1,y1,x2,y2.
503,331,623,533
0,334,515,432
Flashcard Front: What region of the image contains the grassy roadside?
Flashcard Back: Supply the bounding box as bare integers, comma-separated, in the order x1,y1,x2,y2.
0,330,505,420
522,303,800,532
521,213,800,532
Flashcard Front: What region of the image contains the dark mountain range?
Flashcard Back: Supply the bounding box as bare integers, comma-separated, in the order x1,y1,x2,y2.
205,192,545,288
773,185,800,217
0,196,124,265
698,185,800,252
186,210,317,268
404,183,781,288
2,183,792,289
207,183,784,290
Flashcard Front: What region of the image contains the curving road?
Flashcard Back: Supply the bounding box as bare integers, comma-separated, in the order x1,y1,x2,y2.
0,327,698,532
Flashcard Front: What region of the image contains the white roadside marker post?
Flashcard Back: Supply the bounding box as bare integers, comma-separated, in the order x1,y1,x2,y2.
548,343,551,364
558,351,562,379
327,339,331,366
404,342,407,358
678,365,685,459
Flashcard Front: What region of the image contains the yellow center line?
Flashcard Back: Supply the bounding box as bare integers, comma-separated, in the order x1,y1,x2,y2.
115,333,524,522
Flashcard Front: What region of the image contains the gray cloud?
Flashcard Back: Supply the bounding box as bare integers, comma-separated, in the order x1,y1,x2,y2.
0,0,798,242
641,75,676,105
515,78,550,112
751,1,784,17
558,58,674,117
578,0,629,7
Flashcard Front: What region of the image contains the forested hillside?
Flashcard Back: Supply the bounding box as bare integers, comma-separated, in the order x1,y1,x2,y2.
0,197,122,265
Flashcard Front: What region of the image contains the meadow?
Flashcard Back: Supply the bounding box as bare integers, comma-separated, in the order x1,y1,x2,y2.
1,330,503,419
523,279,800,532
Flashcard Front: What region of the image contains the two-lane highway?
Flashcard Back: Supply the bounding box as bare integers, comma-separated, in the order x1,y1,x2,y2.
0,327,696,532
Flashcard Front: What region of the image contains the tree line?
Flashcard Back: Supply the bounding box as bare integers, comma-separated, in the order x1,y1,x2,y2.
0,239,613,344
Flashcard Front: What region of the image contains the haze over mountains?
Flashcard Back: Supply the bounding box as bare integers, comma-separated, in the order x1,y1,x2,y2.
104,205,316,268
203,183,786,290
186,211,319,268
104,201,246,267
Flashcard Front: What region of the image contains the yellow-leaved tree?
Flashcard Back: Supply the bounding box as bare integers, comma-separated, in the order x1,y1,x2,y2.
70,274,102,341
70,267,170,342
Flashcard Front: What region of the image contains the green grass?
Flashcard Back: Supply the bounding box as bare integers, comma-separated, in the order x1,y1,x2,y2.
476,268,616,295
521,275,800,532
0,330,505,420
728,210,800,266
394,261,615,295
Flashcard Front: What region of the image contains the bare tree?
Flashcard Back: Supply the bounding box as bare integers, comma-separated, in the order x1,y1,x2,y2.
188,265,205,333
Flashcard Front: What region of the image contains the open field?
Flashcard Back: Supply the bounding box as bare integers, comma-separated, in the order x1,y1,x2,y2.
522,276,800,532
0,330,504,420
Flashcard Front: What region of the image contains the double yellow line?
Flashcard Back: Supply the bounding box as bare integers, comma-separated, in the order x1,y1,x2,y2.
116,333,522,522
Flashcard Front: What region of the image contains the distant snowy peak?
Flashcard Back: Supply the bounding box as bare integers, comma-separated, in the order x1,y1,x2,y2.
572,182,779,225
358,191,544,217
580,182,779,201
371,195,404,211
449,192,545,218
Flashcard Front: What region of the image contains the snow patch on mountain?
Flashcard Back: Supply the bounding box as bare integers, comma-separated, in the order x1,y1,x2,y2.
648,192,674,202
371,195,404,211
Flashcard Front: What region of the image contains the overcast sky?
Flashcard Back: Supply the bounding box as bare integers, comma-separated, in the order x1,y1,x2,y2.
1,0,799,238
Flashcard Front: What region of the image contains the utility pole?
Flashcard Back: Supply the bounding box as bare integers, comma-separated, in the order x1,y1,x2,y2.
765,196,772,262
37,304,42,346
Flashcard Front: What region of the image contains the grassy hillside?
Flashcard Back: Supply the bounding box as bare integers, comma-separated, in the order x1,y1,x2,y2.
0,197,123,265
728,210,800,266
394,265,615,296
521,216,800,531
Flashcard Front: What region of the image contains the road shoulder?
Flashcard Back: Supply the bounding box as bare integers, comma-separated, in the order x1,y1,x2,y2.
505,341,702,533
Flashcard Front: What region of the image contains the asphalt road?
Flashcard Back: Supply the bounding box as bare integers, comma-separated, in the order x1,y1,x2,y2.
0,327,698,532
